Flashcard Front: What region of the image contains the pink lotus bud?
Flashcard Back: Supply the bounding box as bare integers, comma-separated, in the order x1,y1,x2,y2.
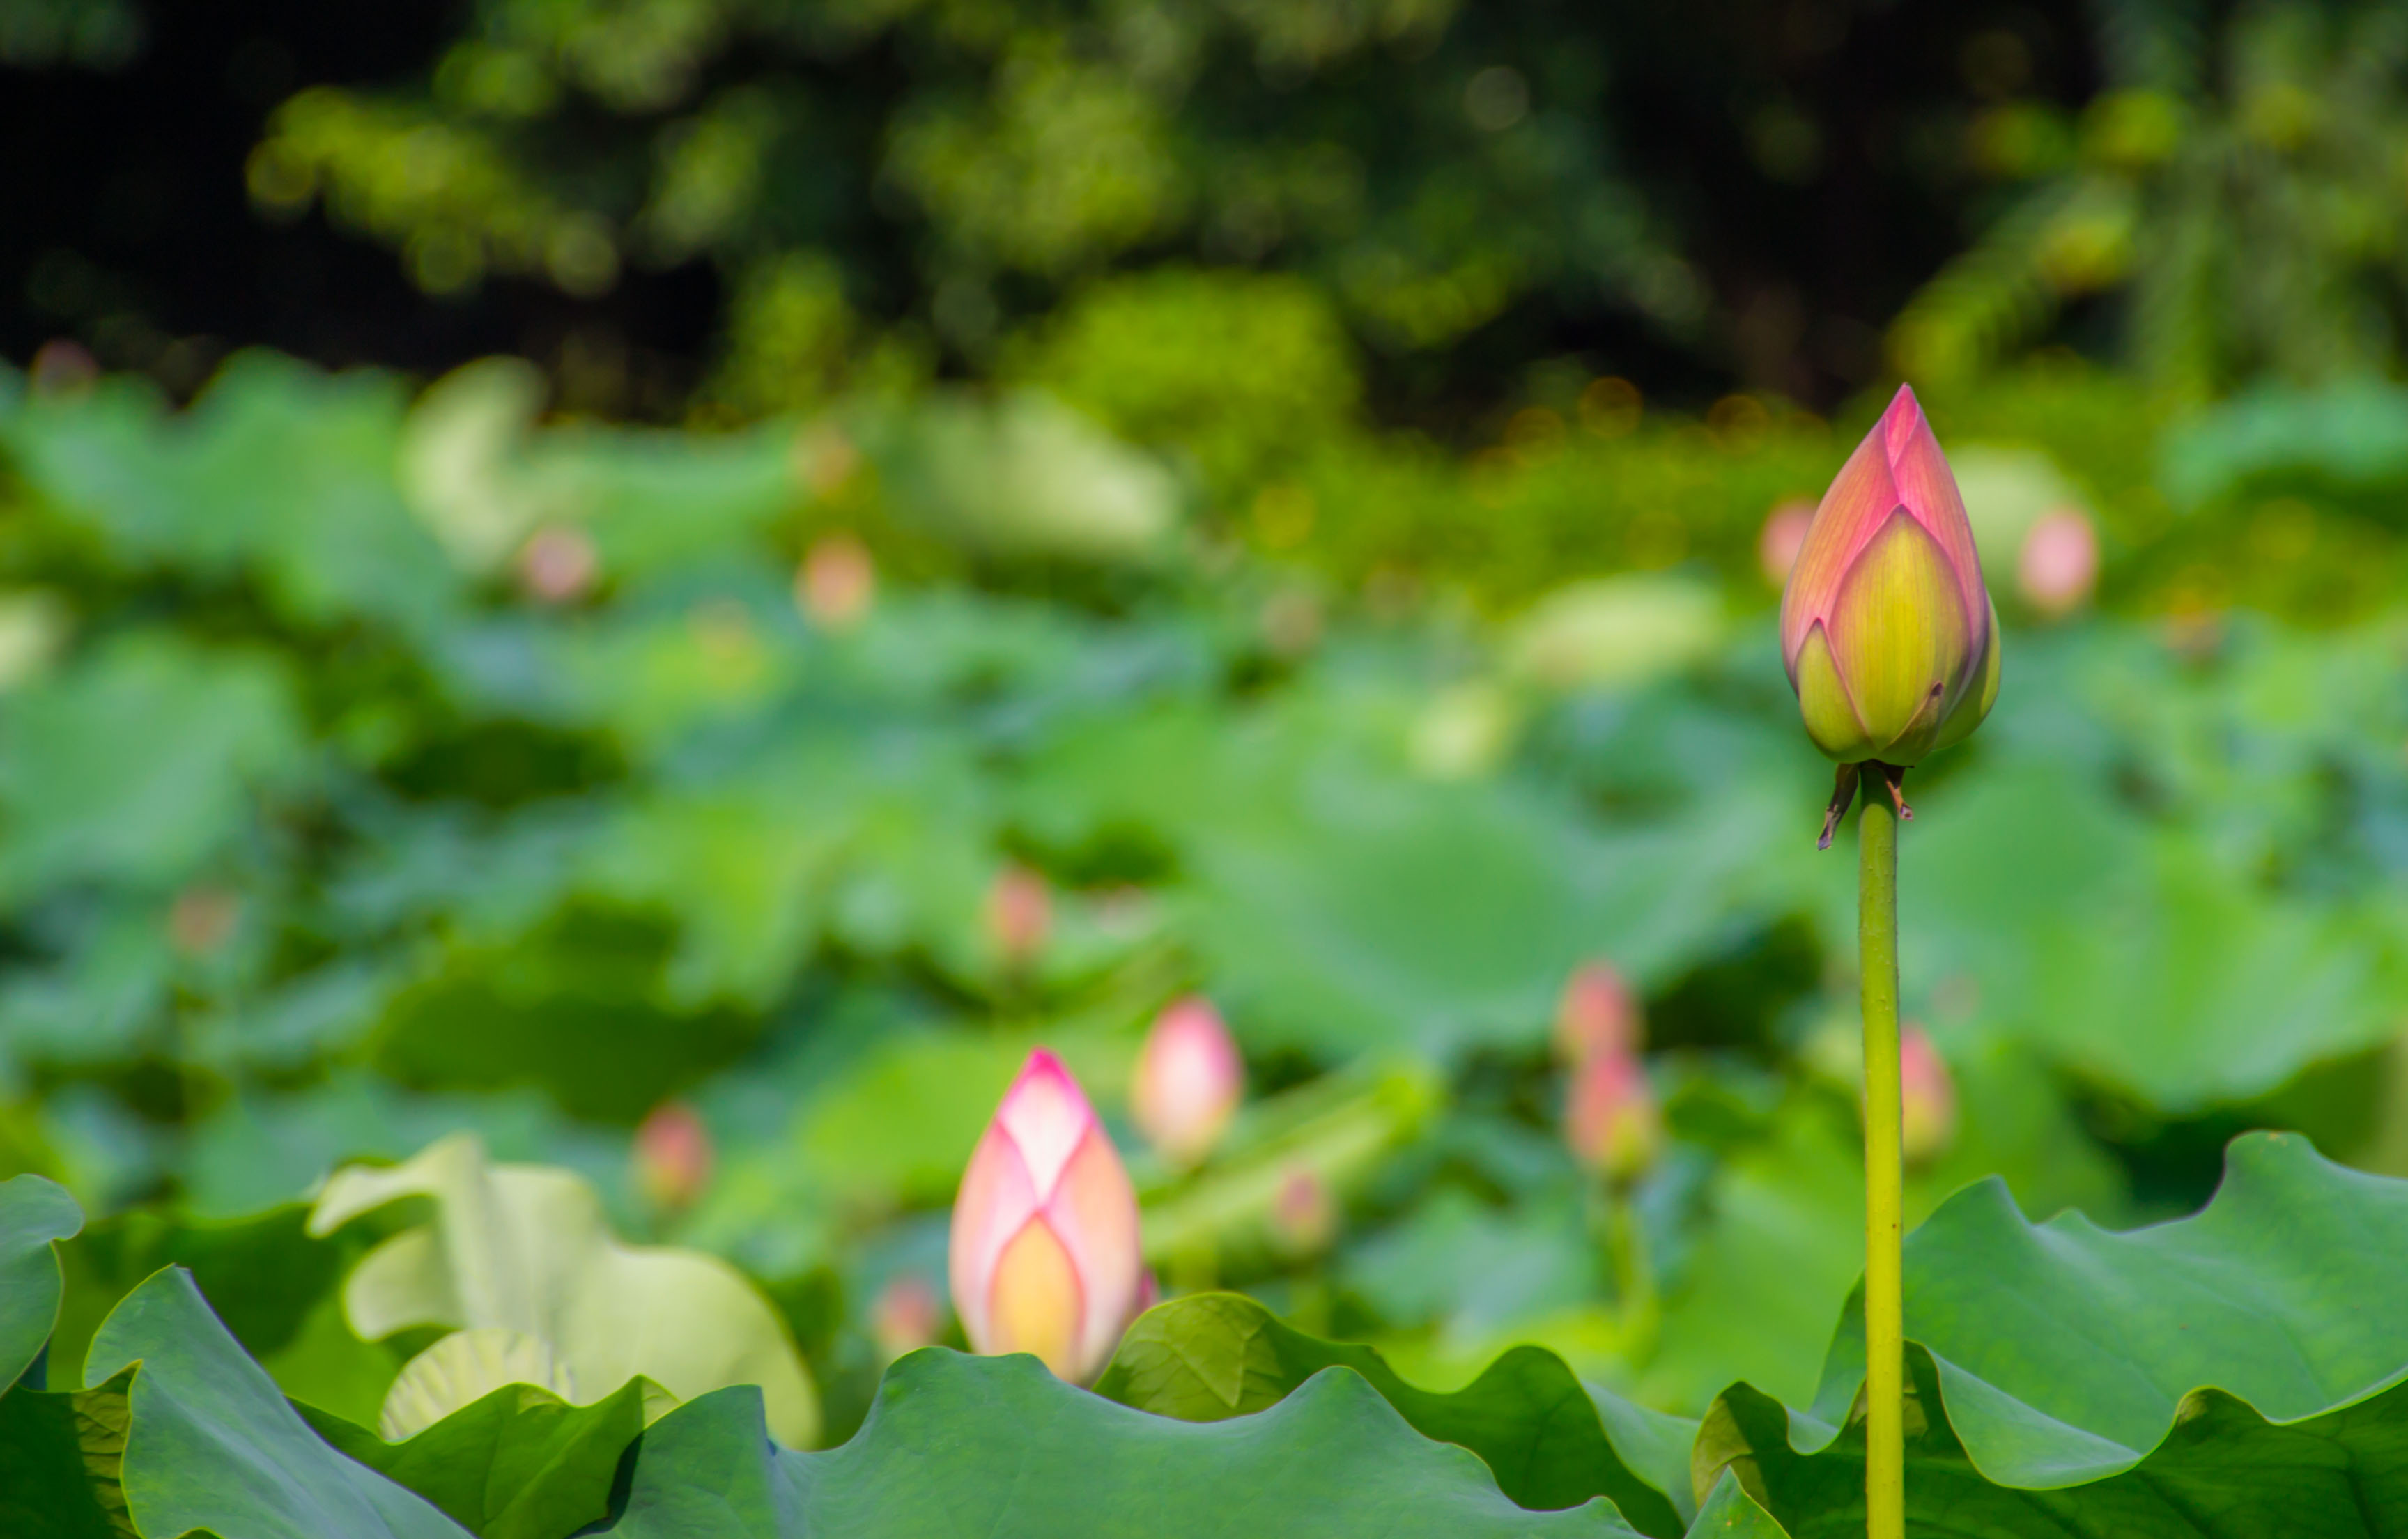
1271,1166,1336,1256
1553,961,1642,1064
797,532,875,631
518,525,599,605
1565,1051,1662,1184
30,339,98,396
1130,996,1244,1169
167,883,242,956
1780,385,2000,766
633,1101,713,1212
870,1274,943,1362
2016,505,2098,619
1759,499,1815,588
1898,1026,1959,1166
985,863,1052,967
948,1049,1145,1383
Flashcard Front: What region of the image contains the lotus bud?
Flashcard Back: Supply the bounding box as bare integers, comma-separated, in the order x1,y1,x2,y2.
949,1049,1145,1383
1780,385,1999,766
633,1101,713,1212
870,1274,943,1363
1759,499,1815,588
2016,505,2098,619
1130,996,1244,1169
1898,1026,1959,1166
797,532,875,631
1553,961,1641,1064
518,525,599,605
985,863,1052,968
1271,1166,1336,1257
1565,1051,1662,1184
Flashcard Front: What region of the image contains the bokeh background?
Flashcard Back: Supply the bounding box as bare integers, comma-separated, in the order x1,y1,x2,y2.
6,0,2408,1443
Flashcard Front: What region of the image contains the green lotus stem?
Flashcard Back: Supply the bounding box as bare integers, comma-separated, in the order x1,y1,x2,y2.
1602,1186,1658,1343
1858,790,1904,1539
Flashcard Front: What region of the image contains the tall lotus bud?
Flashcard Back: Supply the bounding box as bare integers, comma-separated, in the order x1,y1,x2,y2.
2016,506,2098,619
1554,961,1641,1064
1780,385,1999,766
949,1050,1144,1383
985,863,1052,968
1898,1026,1959,1166
1130,996,1244,1169
1565,1051,1662,1184
633,1101,713,1212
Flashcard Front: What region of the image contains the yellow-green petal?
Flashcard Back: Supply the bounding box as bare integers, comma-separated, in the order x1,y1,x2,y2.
1826,507,1970,759
1929,596,2002,755
1794,622,1874,761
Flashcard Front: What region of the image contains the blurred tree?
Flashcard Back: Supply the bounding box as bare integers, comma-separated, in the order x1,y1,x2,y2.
242,0,1705,418
1,0,2113,419
1892,0,2408,398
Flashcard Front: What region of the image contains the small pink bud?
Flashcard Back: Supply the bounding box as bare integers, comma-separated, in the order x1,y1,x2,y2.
1899,1026,1959,1166
30,339,98,396
1759,500,1815,588
1130,996,1244,1169
2016,505,2099,619
1565,1051,1662,1184
948,1050,1145,1383
167,884,241,957
1553,961,1642,1064
633,1101,714,1212
518,525,599,605
1271,1167,1336,1256
870,1274,943,1362
985,863,1052,967
797,533,875,631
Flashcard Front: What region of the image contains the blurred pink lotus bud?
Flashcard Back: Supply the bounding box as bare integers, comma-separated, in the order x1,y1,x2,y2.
870,1274,943,1361
1271,1166,1336,1256
797,532,875,631
1554,961,1642,1064
1759,499,1815,588
30,339,98,396
518,525,599,605
985,863,1052,968
2016,506,2099,619
1899,1026,1959,1166
1780,385,1998,766
167,883,242,957
1130,996,1244,1169
950,1050,1145,1382
633,1101,714,1212
1565,1051,1662,1184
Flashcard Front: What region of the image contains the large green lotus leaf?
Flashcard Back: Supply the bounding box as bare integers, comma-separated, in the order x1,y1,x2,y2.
300,1373,651,1539
1703,1347,2408,1538
2,1173,83,1393
1687,1471,1789,1538
9,355,461,637
601,1350,1642,1538
48,1201,401,1430
1697,1132,2408,1531
1635,1106,1865,1416
307,1133,820,1447
1874,761,2402,1111
0,1368,132,1538
1096,1292,1690,1537
82,1267,472,1538
0,633,303,904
